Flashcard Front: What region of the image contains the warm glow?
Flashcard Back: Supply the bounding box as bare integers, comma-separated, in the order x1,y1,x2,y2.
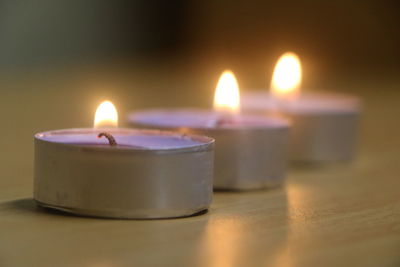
271,52,302,99
200,217,244,267
94,100,118,128
213,70,240,113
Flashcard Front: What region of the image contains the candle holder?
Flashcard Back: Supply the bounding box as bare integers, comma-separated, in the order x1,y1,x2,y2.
129,110,290,191
34,128,214,219
242,91,360,162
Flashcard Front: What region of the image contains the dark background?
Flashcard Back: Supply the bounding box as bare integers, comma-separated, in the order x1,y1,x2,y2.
0,0,399,85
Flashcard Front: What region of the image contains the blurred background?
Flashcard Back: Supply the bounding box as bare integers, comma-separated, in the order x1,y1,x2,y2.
0,0,399,197
1,0,399,77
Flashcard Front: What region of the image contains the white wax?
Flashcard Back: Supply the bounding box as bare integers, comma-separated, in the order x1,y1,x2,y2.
129,109,288,129
36,128,205,149
241,91,360,114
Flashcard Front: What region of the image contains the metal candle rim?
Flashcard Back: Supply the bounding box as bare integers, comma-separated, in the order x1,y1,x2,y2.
34,128,215,154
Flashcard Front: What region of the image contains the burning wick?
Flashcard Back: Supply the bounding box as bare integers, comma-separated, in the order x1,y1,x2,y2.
214,117,231,127
205,116,233,128
98,132,117,146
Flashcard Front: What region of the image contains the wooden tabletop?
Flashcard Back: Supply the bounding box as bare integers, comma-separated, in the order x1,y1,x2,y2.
0,64,399,267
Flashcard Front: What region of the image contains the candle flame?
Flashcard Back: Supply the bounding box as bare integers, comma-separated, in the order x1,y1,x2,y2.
271,52,302,100
213,70,240,113
94,100,118,128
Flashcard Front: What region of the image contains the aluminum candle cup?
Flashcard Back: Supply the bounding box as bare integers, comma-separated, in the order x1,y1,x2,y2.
128,110,290,191
241,91,361,162
34,128,214,219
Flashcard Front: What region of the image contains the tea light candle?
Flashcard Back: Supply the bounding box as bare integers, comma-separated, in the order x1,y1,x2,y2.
128,71,290,191
241,52,361,162
34,102,214,219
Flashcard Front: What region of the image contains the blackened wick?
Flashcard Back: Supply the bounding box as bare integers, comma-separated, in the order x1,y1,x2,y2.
98,132,117,146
